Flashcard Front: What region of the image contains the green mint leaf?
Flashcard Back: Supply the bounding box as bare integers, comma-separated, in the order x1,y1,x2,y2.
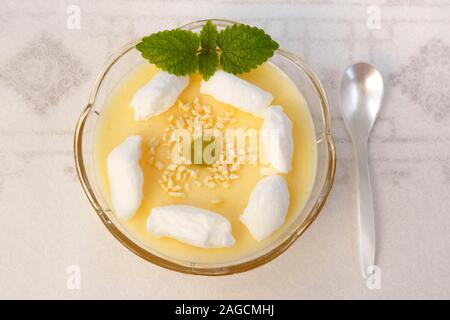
136,29,200,76
198,50,218,81
198,20,219,80
136,22,280,79
217,24,279,74
200,20,218,50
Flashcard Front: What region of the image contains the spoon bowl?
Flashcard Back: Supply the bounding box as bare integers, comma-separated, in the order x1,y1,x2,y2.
340,63,384,141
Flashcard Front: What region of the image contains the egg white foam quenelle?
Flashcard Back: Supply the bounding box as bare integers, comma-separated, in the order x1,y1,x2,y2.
240,175,290,241
262,105,294,173
107,136,143,219
200,70,273,117
130,71,189,121
147,205,235,248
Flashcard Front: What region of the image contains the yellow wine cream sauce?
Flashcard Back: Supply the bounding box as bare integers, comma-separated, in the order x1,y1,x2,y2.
94,62,317,264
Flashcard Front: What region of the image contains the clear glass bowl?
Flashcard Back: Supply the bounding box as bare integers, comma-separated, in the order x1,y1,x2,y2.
74,19,336,275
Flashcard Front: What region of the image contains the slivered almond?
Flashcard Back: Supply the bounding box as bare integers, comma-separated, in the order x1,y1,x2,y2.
167,164,177,171
193,180,202,187
155,161,164,170
229,173,239,180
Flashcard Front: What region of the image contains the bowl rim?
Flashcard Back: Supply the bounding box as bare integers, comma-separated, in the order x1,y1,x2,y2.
73,19,336,275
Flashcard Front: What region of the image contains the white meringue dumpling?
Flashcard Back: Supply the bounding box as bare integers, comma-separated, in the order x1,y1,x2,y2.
240,175,290,241
200,70,273,117
106,136,143,219
147,205,235,248
130,71,189,121
262,105,294,173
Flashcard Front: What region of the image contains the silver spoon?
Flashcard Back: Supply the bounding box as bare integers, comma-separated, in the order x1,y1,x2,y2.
339,62,384,279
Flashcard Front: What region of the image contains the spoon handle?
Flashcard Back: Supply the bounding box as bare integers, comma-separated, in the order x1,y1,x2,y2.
354,141,376,278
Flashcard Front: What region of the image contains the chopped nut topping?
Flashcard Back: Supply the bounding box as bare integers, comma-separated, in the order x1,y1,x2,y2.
149,98,251,199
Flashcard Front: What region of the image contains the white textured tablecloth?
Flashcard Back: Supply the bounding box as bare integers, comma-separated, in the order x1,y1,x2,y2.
1,0,450,299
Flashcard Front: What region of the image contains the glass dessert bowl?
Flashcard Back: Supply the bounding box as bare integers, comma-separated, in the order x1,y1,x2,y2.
74,19,336,275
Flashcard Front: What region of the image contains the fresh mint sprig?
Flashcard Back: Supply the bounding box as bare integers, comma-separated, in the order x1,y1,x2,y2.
136,20,279,80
